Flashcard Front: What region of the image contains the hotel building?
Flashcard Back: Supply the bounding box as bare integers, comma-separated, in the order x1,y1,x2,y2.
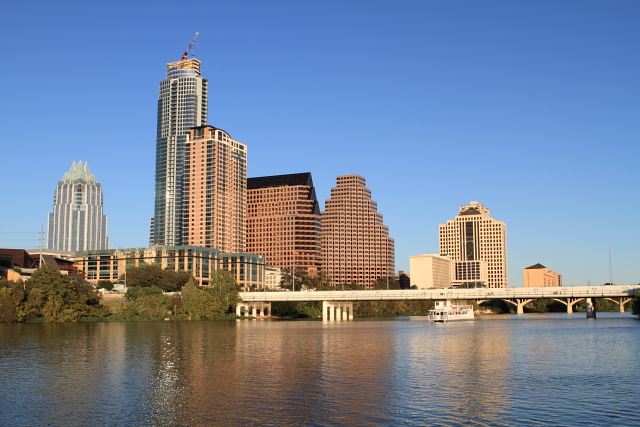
523,263,562,287
320,175,395,288
246,173,321,274
439,201,507,288
48,162,109,252
154,57,208,246
182,125,246,253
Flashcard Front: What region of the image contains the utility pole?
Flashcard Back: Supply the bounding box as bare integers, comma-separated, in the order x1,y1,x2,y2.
39,225,45,268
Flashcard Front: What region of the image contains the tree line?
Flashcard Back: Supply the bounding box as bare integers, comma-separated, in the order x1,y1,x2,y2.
0,265,241,322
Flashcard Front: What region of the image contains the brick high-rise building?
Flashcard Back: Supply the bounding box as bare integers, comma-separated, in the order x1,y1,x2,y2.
439,201,508,288
246,173,321,274
320,175,395,288
182,125,246,253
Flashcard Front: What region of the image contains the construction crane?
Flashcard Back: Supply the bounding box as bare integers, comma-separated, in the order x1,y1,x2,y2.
181,32,199,61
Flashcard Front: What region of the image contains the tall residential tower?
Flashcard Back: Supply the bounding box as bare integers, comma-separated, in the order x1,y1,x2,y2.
48,161,109,252
154,53,208,246
438,201,507,288
182,125,246,252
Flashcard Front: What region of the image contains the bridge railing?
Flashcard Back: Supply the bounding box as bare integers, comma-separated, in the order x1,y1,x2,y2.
238,285,640,303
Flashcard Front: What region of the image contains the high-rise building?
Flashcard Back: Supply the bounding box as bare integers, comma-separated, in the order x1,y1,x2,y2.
320,175,395,288
154,56,208,246
246,173,321,274
523,263,562,287
48,161,109,252
182,125,247,252
438,201,507,288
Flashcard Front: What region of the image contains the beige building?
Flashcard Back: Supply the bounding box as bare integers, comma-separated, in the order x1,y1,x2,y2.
245,173,321,274
523,263,562,287
409,254,452,289
265,266,283,289
182,125,247,253
321,175,395,288
74,246,265,289
439,201,507,288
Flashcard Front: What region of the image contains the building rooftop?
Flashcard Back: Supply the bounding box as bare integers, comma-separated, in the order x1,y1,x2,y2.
525,263,547,269
248,173,314,190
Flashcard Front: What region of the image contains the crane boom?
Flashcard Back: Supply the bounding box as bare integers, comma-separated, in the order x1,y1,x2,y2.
181,32,199,60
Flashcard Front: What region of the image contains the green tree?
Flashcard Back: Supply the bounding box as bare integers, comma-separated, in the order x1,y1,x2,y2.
0,289,17,322
632,289,640,317
122,265,191,292
24,265,101,322
97,280,114,291
372,277,401,290
207,269,241,312
181,277,217,319
0,279,25,322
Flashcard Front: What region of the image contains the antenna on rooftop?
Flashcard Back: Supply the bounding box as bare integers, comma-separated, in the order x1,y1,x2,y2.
181,32,199,61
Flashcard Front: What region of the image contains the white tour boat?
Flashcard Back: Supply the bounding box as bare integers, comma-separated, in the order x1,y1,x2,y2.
428,300,475,322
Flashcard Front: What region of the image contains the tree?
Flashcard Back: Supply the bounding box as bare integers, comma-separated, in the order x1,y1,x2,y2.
122,265,192,292
633,289,640,317
0,279,25,322
372,277,401,290
24,265,101,322
97,280,114,291
181,277,218,319
207,269,241,312
280,268,332,290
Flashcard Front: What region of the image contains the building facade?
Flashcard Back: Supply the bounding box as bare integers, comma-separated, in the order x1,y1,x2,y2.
523,263,562,287
439,201,507,288
246,173,321,274
182,126,247,252
154,57,208,246
320,175,395,288
74,245,265,289
48,162,109,252
409,254,452,289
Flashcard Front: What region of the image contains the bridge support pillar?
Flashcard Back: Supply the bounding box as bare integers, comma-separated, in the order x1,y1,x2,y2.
503,298,534,314
605,297,632,313
586,298,596,319
551,297,584,314
235,302,271,318
322,301,354,321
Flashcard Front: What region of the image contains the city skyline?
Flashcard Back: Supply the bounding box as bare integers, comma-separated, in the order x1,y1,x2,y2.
1,1,638,286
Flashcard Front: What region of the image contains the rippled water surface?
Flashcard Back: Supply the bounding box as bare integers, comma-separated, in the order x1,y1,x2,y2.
1,313,638,426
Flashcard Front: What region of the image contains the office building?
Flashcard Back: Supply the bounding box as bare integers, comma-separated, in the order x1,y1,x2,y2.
439,201,507,288
154,55,208,246
182,125,246,253
523,263,562,287
246,173,321,274
409,254,452,289
74,245,265,289
48,161,109,252
320,175,395,288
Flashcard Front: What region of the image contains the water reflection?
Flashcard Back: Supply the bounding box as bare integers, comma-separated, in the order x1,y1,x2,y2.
1,314,639,426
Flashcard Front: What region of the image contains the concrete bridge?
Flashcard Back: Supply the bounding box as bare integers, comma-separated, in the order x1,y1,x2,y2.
237,285,639,319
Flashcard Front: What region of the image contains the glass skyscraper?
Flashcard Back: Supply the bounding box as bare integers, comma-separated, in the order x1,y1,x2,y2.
48,161,109,251
154,57,208,246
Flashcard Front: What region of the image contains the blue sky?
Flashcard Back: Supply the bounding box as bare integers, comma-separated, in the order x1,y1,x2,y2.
1,0,638,286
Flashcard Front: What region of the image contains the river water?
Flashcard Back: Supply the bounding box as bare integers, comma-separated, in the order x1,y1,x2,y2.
0,313,638,426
